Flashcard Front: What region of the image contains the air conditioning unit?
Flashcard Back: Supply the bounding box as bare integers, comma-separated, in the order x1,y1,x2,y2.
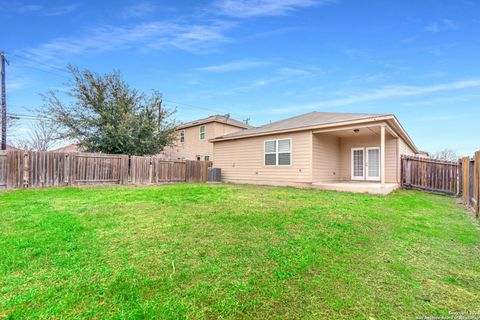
208,168,221,182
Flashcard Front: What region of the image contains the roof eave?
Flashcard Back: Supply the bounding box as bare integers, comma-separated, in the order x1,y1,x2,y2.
210,115,393,142
211,114,419,153
386,115,419,154
178,119,249,130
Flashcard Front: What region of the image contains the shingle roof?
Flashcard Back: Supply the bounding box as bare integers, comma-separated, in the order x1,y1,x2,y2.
6,144,19,150
177,114,251,130
51,144,84,153
214,111,386,140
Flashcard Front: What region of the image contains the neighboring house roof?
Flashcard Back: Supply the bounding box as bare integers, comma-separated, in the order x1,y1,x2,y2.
51,144,83,153
211,111,419,153
6,144,19,150
177,114,251,130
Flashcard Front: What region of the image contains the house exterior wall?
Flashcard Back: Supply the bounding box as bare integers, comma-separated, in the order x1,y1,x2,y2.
213,122,418,187
312,134,341,182
213,131,312,186
162,122,245,160
337,134,398,183
212,122,244,138
397,137,416,181
399,138,415,156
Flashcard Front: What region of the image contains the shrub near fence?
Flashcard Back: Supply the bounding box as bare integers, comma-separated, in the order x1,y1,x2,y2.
0,150,211,190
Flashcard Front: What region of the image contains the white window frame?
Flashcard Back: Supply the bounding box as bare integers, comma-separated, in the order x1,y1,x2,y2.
264,138,292,166
199,125,206,140
180,129,185,143
204,155,210,161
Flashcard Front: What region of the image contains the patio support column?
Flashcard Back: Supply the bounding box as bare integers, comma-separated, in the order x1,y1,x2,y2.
381,125,386,188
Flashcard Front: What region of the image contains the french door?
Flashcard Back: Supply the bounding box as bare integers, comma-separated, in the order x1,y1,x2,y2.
351,148,365,180
351,147,381,181
366,147,380,181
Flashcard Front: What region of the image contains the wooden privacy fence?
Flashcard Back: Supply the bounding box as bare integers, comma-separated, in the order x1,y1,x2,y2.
401,155,459,195
28,152,129,187
0,150,211,190
130,156,212,184
0,151,24,189
401,152,480,216
460,152,480,215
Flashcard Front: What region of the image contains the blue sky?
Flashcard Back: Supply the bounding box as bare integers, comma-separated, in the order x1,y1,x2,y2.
1,0,479,155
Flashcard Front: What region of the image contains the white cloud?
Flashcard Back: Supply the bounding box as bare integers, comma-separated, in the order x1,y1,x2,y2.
22,20,232,62
216,0,334,18
426,19,458,33
196,60,267,72
411,113,480,122
0,2,79,16
195,65,322,97
44,4,80,16
400,36,418,44
122,2,157,18
16,0,330,64
6,78,29,91
268,79,480,114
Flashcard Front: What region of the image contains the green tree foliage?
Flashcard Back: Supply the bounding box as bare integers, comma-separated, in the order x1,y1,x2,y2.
41,66,177,155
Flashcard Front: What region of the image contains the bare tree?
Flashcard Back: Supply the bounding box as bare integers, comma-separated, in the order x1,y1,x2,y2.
431,149,459,162
29,120,60,151
10,138,33,151
11,120,59,151
7,115,18,130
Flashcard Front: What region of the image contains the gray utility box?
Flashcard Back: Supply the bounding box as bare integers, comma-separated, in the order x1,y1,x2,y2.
207,168,222,182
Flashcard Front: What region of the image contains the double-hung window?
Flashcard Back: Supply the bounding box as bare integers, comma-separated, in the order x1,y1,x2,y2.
264,139,291,166
199,126,206,140
180,129,185,143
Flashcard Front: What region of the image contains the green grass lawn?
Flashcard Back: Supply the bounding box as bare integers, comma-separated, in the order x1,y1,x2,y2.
0,184,479,319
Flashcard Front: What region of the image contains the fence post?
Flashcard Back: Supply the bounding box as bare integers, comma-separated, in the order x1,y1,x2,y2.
457,159,462,196
67,153,73,185
149,157,153,184
475,152,480,216
23,151,29,188
130,156,135,185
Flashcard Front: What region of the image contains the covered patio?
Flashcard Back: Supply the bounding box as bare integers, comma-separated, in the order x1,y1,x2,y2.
312,181,399,195
311,121,400,194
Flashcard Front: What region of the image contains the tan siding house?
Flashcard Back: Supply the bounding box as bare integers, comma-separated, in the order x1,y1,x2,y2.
214,131,312,185
212,112,420,194
161,115,249,161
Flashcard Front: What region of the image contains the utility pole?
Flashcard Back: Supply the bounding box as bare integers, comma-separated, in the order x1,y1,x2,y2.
1,51,7,151
243,117,250,125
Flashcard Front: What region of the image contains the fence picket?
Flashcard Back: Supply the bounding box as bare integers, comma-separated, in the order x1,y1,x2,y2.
474,152,480,215
401,155,458,194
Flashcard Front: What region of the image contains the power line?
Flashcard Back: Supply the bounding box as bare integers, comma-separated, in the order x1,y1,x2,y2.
7,112,48,120
163,98,224,114
5,52,234,120
6,51,70,79
8,52,69,75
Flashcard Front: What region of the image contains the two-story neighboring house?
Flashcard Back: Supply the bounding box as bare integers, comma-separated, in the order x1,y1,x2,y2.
161,115,250,161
